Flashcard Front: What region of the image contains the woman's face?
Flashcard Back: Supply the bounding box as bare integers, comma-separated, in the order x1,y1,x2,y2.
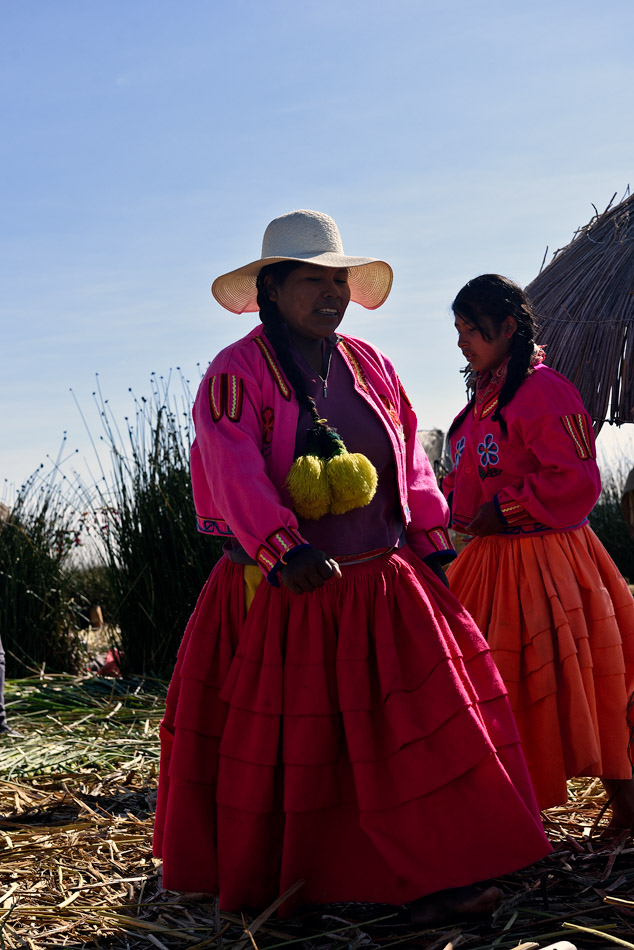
454,312,516,374
265,264,351,342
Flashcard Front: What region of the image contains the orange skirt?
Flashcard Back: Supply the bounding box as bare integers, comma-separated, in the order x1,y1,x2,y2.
447,525,634,809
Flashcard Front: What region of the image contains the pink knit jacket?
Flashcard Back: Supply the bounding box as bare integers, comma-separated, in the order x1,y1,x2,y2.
443,363,601,536
191,325,454,578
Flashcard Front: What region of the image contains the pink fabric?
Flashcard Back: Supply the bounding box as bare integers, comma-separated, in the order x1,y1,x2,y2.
191,326,454,574
153,549,551,913
443,364,601,536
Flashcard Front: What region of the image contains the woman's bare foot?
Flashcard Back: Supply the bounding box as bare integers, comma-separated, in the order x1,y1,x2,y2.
602,777,634,835
404,884,503,926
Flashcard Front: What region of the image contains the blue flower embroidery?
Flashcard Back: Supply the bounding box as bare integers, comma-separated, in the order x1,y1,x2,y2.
477,433,499,466
454,436,465,467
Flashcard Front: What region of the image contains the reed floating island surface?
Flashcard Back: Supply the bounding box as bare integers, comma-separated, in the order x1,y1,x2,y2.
0,674,632,949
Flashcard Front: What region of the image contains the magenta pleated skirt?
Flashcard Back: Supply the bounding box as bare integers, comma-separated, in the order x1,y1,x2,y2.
153,546,551,914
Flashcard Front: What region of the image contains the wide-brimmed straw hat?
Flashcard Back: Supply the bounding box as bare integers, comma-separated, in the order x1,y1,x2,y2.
211,209,393,313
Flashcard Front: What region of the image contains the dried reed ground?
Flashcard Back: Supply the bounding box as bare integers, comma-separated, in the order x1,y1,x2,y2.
0,674,633,950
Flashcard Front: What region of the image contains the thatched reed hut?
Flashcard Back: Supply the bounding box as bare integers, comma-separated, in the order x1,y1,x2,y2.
526,191,634,435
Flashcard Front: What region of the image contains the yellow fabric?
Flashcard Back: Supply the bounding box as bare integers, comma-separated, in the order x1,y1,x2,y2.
286,450,378,519
327,452,378,514
243,565,264,613
285,455,330,519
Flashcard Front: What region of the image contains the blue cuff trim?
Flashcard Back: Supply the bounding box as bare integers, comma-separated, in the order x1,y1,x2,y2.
492,494,507,526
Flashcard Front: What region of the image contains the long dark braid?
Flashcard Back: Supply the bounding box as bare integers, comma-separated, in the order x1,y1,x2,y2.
256,262,342,457
450,274,538,436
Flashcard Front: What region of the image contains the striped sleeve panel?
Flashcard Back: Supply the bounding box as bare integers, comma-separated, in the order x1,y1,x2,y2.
560,413,595,460
208,374,244,422
425,526,453,553
255,527,305,575
496,498,532,526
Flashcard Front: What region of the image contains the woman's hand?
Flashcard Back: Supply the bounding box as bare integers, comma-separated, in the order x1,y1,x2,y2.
465,501,504,537
280,548,342,594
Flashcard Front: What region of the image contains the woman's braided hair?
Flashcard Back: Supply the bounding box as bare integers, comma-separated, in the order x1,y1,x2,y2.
448,274,539,437
256,261,340,456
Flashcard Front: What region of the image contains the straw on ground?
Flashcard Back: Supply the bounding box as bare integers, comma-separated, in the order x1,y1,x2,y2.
0,674,633,949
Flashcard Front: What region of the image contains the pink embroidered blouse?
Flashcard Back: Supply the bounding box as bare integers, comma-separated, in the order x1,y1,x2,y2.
443,363,601,536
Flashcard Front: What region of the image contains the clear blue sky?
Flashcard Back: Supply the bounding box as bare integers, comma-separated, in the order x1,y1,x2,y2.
3,0,634,492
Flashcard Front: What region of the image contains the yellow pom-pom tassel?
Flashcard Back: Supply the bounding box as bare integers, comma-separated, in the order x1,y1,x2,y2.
285,455,331,519
327,452,378,515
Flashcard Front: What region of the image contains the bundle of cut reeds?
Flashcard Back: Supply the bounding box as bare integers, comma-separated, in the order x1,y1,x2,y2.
526,190,634,434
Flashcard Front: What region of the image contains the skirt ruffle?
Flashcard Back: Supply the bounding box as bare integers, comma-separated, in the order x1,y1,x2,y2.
153,546,550,913
447,525,634,809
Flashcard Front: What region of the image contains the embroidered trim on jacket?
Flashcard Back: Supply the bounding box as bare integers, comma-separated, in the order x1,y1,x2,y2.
256,546,277,573
496,499,532,526
338,340,369,391
379,395,404,440
452,510,552,536
262,407,274,445
266,527,302,556
255,527,304,575
208,374,244,422
561,414,595,460
254,336,292,401
478,396,499,420
426,526,453,552
196,516,234,536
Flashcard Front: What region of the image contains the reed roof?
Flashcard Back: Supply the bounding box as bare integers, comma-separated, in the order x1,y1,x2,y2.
526,191,634,434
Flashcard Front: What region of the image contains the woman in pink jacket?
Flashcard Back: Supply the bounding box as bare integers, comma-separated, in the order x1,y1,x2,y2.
153,213,550,922
444,273,634,828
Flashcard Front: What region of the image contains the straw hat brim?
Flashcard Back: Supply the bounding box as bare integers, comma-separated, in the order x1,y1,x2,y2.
212,253,393,314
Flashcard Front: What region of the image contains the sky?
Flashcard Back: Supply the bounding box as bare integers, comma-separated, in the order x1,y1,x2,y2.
3,0,634,495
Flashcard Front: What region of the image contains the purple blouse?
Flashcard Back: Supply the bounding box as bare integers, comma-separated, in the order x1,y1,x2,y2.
292,338,404,556
225,336,403,563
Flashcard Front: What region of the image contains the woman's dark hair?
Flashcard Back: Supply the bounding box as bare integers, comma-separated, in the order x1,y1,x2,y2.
448,274,539,437
256,261,336,453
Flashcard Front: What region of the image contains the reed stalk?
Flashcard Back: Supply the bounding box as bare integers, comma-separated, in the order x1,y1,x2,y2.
0,464,84,677
78,372,223,677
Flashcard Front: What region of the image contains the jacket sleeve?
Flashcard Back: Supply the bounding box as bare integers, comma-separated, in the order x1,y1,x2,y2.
494,403,601,530
192,363,309,580
397,379,456,563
